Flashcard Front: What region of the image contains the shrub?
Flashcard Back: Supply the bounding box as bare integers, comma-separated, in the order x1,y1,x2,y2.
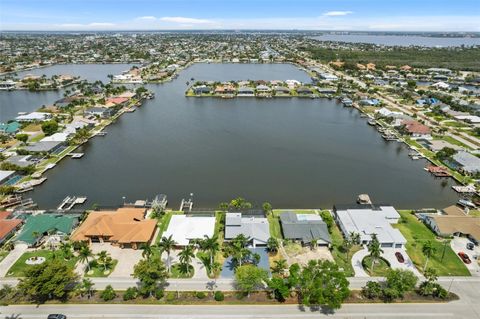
166,291,176,302
362,281,382,299
123,287,137,301
195,291,206,299
155,288,164,300
214,291,224,301
100,285,116,301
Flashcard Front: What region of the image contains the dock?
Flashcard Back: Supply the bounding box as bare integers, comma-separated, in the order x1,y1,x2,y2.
452,185,477,194
68,153,84,159
57,196,87,210
179,198,193,212
95,131,107,136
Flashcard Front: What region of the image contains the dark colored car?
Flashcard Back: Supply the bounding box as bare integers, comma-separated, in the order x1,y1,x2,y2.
466,242,475,251
458,252,471,264
47,315,67,319
395,252,405,263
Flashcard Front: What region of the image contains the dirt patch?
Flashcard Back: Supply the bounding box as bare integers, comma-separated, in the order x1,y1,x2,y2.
285,244,334,266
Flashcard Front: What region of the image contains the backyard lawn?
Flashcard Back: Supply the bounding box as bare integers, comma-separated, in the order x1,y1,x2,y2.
393,210,470,276
7,250,78,277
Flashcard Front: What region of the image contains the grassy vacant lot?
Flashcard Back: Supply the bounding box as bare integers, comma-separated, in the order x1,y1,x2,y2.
362,256,391,277
440,135,473,150
85,259,118,277
393,210,470,276
7,250,78,277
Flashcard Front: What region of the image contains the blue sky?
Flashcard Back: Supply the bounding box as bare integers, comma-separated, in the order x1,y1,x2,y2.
1,0,479,31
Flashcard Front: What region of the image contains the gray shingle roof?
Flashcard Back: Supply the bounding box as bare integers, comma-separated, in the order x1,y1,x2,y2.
279,212,331,243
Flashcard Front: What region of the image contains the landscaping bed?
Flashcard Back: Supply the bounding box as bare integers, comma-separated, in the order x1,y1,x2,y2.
362,256,391,277
6,250,78,277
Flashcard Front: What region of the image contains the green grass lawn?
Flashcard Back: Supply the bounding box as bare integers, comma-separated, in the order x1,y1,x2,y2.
362,256,391,277
170,264,194,278
7,250,78,277
393,210,470,276
440,135,473,150
330,223,361,277
0,250,9,262
267,214,282,239
443,121,469,128
84,259,118,277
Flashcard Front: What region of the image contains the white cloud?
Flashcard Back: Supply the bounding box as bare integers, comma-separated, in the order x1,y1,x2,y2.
159,16,213,24
88,22,115,27
136,16,156,21
323,11,353,17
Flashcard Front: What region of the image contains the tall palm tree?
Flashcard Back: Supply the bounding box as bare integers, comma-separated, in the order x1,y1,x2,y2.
230,240,251,268
367,234,383,273
178,244,195,276
78,245,93,272
272,259,288,276
266,237,279,254
200,235,219,267
422,241,437,272
158,235,177,273
97,250,111,271
81,278,94,298
140,243,153,260
60,242,73,260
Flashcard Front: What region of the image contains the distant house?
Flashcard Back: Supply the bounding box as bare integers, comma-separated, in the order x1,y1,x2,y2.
5,155,38,168
15,112,52,122
225,212,270,247
452,151,480,174
296,86,313,95
401,120,431,139
237,87,255,96
163,214,215,246
0,211,23,244
279,212,331,246
40,132,69,142
84,107,113,118
274,86,290,95
0,121,20,135
192,85,211,95
333,205,406,248
54,96,77,108
359,99,380,107
421,205,480,245
106,97,129,107
24,141,65,154
0,170,18,185
71,208,156,249
255,85,271,92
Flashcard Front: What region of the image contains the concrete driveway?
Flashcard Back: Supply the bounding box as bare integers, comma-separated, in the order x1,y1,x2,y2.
0,243,28,277
351,247,421,277
450,237,480,276
382,248,422,277
89,243,142,277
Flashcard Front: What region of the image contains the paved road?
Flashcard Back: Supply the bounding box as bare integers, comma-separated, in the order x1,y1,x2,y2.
1,298,479,319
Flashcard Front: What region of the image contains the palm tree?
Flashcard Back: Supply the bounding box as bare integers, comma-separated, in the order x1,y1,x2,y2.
252,252,261,266
158,235,177,273
367,234,383,273
271,259,288,276
178,244,195,276
266,237,279,254
60,242,73,260
81,278,94,298
97,250,111,271
199,235,219,267
210,261,222,283
78,246,93,272
230,240,251,268
140,243,153,260
422,241,437,272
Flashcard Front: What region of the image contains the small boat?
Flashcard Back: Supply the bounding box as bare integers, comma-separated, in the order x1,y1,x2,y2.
458,199,476,208
367,119,377,126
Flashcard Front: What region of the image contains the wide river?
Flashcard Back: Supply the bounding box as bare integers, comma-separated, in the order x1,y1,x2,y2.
2,63,459,209
312,34,480,47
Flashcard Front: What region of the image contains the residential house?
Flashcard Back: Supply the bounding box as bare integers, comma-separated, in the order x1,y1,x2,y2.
0,170,18,185
163,214,215,246
224,212,270,247
401,120,432,139
24,141,65,154
71,208,156,249
279,212,331,246
333,204,407,248
452,151,480,174
84,107,113,118
0,121,20,135
0,211,23,244
15,112,52,122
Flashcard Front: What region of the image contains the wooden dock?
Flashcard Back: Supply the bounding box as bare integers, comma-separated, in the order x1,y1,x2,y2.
57,196,87,210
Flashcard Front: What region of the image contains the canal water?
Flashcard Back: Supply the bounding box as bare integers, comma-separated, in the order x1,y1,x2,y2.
312,34,480,47
3,63,459,209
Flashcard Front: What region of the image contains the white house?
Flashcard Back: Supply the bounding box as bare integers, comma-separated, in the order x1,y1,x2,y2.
163,214,215,246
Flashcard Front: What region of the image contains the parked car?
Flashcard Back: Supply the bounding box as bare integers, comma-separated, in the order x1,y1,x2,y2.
395,251,405,263
458,252,471,264
47,315,66,319
466,242,475,251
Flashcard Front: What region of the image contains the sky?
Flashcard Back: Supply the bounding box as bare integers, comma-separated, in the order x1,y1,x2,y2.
0,0,479,32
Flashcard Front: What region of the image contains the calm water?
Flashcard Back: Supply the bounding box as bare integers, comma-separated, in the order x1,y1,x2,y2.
0,64,135,122
21,63,459,209
313,34,480,47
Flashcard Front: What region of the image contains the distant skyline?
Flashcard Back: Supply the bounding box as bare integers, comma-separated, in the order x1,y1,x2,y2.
1,0,479,32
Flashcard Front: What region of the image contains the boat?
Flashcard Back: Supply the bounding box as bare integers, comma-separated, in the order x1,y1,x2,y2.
367,119,377,126
458,199,476,208
70,153,84,159
44,163,56,170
